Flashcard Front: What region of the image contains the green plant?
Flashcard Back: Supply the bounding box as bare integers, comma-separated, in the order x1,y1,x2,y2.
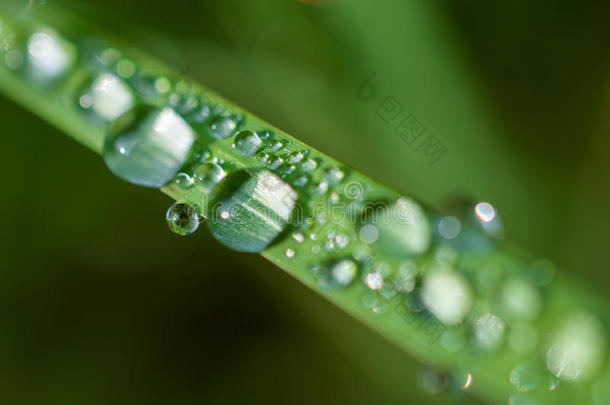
0,4,609,405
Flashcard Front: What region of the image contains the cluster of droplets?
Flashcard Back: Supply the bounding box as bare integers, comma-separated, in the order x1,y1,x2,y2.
4,17,609,405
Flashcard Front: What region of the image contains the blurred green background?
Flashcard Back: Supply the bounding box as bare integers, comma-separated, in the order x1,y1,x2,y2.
1,0,609,403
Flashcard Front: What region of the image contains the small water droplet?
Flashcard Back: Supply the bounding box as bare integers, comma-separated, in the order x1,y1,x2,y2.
166,203,200,236
546,312,606,381
288,151,305,163
285,248,295,258
324,167,345,185
194,163,226,193
233,130,262,156
364,271,384,290
208,115,238,139
291,232,304,243
300,157,318,172
174,172,194,189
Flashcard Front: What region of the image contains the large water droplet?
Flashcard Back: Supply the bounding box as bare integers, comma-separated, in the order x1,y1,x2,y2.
545,312,606,381
475,313,506,349
421,265,473,325
363,197,431,256
233,130,261,156
166,203,200,236
103,106,196,188
207,169,298,252
25,29,75,84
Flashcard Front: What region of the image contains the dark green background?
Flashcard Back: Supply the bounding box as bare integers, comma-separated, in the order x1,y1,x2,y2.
1,0,609,403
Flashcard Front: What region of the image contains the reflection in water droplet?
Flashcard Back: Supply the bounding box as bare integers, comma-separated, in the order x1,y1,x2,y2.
546,313,606,381
233,130,262,156
26,30,74,83
474,201,496,222
79,73,134,122
421,265,472,325
194,163,226,193
103,106,196,188
285,248,295,258
166,203,199,236
207,169,297,252
509,363,541,392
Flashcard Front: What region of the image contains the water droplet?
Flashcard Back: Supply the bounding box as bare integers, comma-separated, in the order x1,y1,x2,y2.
509,363,541,392
208,115,238,139
267,155,284,170
154,77,172,94
324,167,345,185
166,203,200,236
25,29,74,84
288,151,305,163
475,313,506,349
312,181,329,195
501,278,542,321
174,172,194,189
103,106,196,188
285,248,295,258
300,157,318,171
115,58,136,78
79,73,134,122
546,312,606,381
394,261,417,292
364,271,384,290
421,265,473,325
207,169,298,252
292,174,310,188
194,163,226,193
362,291,388,313
266,139,284,152
364,197,431,256
359,224,379,244
437,216,461,239
291,232,304,243
233,130,262,157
